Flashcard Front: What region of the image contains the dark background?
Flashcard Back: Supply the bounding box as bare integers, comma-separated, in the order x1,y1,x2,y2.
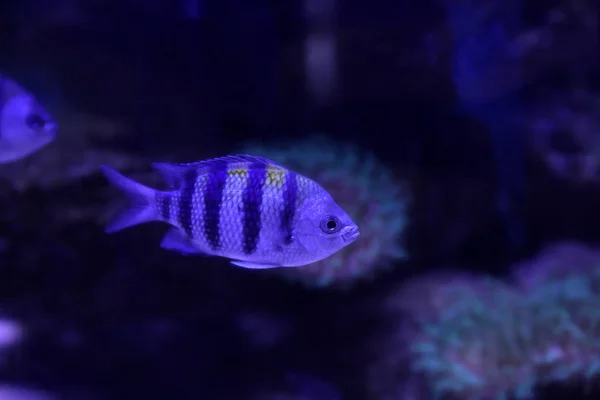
0,0,599,398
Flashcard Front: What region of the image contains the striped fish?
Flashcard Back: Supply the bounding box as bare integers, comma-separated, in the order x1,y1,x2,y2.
100,155,359,269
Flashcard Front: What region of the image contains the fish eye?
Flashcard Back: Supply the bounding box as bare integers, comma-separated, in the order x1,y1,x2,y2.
25,114,46,130
320,215,341,234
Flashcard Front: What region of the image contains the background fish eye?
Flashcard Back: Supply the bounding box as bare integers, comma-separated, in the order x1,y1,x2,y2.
25,113,46,130
320,215,341,234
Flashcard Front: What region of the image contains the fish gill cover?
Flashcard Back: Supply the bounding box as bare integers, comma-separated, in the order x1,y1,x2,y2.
240,135,409,288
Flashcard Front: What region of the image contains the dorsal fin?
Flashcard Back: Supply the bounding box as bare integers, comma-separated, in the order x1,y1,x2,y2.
152,162,189,189
152,154,283,189
178,154,282,168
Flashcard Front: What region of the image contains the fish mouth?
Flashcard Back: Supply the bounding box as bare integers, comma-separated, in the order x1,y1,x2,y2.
342,225,360,243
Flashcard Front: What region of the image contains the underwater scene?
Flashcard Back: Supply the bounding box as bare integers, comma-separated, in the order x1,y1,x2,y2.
0,0,599,398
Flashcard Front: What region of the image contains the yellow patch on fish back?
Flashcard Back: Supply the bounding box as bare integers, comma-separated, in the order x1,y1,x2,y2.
266,165,286,188
227,167,249,178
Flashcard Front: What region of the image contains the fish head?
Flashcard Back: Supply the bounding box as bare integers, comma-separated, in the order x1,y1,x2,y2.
0,77,57,162
293,189,360,263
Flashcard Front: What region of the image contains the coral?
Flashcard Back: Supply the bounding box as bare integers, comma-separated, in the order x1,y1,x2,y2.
382,271,507,320
527,89,600,182
511,242,600,290
511,242,600,386
369,244,600,399
240,136,409,288
517,276,600,387
369,273,539,400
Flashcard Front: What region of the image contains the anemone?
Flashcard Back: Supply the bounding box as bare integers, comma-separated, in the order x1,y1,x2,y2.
370,244,600,399
240,135,409,288
527,90,600,182
518,276,600,386
512,242,600,291
512,242,600,386
369,273,539,400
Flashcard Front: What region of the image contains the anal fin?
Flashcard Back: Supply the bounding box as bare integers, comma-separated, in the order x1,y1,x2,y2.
230,260,279,269
160,228,202,255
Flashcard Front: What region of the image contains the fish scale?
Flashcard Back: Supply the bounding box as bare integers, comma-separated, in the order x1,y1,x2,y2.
189,174,207,245
178,169,198,239
100,154,359,269
181,160,293,259
218,165,250,256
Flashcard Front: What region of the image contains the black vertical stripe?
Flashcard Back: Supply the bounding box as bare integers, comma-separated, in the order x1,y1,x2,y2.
242,163,267,255
202,162,229,250
178,169,198,238
157,192,171,221
281,170,298,244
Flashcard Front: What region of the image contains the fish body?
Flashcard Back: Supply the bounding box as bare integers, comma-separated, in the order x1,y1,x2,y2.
100,155,359,269
0,74,57,163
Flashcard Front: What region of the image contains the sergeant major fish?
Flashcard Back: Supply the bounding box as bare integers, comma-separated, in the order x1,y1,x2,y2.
100,155,360,269
0,74,57,163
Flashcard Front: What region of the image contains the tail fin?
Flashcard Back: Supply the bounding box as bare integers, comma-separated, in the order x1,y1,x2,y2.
100,165,156,233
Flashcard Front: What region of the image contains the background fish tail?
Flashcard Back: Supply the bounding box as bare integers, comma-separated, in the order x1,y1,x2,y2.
100,165,157,233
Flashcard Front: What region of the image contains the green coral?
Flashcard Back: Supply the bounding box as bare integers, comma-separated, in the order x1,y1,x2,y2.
370,243,600,399
513,243,600,386
404,276,537,400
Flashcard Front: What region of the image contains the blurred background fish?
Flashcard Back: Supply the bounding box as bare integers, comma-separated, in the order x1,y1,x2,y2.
0,73,57,163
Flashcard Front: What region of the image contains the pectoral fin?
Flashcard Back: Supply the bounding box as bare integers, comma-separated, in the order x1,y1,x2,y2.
230,260,279,269
160,228,202,255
